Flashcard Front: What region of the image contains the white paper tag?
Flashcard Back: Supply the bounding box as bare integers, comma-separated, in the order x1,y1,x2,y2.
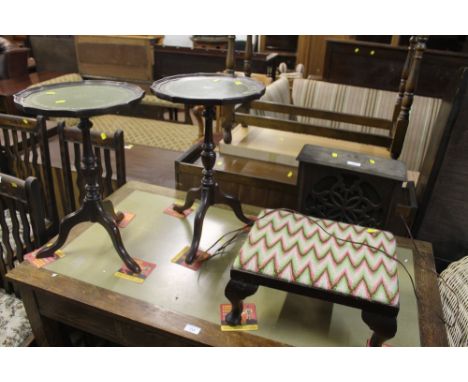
184,324,201,335
346,160,362,167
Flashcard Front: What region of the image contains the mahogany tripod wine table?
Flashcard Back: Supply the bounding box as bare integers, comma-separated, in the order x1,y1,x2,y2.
14,80,144,273
151,73,265,264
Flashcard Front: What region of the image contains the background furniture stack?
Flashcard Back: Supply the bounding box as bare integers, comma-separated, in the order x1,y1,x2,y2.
0,114,59,233
74,35,164,82
176,35,436,237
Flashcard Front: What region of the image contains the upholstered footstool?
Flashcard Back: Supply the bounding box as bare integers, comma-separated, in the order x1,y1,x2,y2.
224,209,400,346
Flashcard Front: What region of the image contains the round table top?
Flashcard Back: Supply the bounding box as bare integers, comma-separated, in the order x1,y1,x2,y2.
14,80,145,118
151,73,266,106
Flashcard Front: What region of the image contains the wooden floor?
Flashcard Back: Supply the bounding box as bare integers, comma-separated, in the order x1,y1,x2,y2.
48,135,183,189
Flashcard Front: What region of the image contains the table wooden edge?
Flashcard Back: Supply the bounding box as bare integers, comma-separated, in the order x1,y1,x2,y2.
6,263,284,347
396,237,448,346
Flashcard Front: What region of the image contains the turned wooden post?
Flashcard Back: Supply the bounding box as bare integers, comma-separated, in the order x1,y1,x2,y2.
225,35,235,75
392,36,418,122
390,36,427,159
218,35,237,139
244,35,253,78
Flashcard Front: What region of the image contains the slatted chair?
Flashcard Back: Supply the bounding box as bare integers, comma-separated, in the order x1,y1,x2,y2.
0,113,58,234
58,123,126,216
222,36,441,174
0,173,46,346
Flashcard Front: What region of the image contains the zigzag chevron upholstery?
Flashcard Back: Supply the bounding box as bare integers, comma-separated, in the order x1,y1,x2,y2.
234,209,399,306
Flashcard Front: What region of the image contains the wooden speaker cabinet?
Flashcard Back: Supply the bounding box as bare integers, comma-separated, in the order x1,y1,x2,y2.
297,145,407,229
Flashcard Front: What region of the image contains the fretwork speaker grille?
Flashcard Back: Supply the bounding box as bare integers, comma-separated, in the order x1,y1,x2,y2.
297,145,407,229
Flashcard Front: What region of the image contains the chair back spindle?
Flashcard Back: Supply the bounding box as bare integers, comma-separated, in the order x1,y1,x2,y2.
0,173,46,293
225,35,235,75
392,36,418,122
391,36,428,159
0,114,58,234
244,35,253,78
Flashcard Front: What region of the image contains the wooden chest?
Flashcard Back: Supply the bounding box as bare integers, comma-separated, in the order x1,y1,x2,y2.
75,35,164,81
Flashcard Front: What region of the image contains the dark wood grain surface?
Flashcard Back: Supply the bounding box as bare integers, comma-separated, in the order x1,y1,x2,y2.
153,45,278,80
323,39,468,98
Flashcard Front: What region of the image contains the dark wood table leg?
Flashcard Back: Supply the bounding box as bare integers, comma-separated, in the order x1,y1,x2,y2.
35,203,88,258
173,106,253,264
224,279,259,325
173,186,201,213
20,285,71,346
102,199,125,224
215,186,254,225
35,117,141,273
362,310,398,347
184,189,211,264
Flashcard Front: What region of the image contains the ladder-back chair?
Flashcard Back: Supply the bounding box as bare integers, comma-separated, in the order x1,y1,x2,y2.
0,113,58,233
0,173,46,346
0,173,46,293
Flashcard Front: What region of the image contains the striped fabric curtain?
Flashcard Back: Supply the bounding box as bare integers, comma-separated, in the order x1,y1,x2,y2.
253,77,292,120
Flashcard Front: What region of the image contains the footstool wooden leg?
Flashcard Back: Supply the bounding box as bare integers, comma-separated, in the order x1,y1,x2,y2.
224,279,258,326
362,310,398,347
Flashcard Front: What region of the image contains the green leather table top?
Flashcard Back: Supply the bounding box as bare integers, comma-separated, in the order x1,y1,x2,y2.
46,189,420,346
151,73,265,105
14,80,144,117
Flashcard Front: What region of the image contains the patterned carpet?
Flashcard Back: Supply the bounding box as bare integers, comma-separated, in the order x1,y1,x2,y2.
0,289,32,346
91,115,200,152
59,115,200,152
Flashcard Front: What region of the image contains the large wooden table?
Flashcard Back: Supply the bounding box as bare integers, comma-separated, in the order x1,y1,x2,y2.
6,181,447,346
